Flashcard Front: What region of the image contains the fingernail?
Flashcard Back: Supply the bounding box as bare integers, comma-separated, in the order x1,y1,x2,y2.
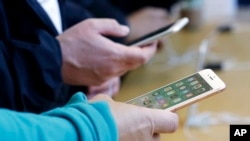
120,25,130,34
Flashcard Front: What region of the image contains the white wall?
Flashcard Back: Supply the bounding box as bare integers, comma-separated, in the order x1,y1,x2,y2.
202,0,238,23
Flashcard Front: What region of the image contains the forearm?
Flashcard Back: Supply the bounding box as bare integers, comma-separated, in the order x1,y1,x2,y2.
0,92,118,141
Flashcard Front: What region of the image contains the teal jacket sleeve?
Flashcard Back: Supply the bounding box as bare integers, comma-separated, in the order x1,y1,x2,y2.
0,92,118,141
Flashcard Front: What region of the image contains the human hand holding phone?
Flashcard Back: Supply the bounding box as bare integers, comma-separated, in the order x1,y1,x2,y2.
90,94,178,141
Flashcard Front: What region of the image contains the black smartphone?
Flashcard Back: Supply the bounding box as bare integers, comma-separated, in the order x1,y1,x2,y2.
126,17,189,46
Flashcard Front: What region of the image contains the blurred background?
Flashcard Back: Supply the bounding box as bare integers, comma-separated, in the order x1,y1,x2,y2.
172,0,250,29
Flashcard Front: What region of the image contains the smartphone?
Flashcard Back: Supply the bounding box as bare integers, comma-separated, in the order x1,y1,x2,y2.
126,17,189,46
126,69,226,111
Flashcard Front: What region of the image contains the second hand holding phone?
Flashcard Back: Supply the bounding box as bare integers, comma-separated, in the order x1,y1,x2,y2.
126,69,226,111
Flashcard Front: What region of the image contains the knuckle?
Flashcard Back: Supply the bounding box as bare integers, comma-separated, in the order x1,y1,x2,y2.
106,19,120,29
84,18,98,28
109,19,119,25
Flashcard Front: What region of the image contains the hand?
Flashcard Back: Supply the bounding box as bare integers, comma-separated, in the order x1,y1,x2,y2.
57,18,157,86
127,7,172,42
87,77,120,99
90,94,179,141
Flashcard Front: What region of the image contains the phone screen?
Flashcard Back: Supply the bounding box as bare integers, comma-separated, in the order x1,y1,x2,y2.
127,73,213,109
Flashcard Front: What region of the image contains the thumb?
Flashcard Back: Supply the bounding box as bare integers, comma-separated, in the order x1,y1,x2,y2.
91,18,130,37
148,109,179,133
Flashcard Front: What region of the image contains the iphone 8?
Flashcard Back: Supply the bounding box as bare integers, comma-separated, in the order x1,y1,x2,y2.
127,69,226,111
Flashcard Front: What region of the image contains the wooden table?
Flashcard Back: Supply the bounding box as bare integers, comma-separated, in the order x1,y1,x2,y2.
114,21,250,141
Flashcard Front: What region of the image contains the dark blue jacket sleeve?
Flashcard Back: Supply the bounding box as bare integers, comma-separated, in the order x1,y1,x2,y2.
0,92,118,141
0,0,66,113
0,34,64,113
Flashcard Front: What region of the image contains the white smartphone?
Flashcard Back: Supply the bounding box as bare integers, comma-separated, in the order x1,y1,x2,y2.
126,69,226,111
126,17,189,46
